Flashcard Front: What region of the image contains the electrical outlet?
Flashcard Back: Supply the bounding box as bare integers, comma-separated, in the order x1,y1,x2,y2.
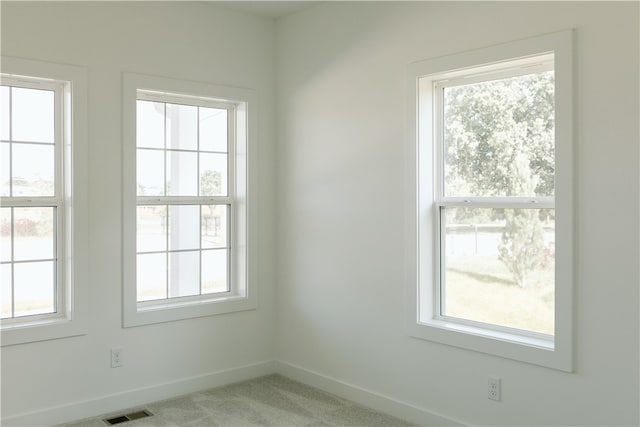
488,377,501,401
111,348,124,368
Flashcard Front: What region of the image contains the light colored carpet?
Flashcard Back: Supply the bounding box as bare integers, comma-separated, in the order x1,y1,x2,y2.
60,374,414,426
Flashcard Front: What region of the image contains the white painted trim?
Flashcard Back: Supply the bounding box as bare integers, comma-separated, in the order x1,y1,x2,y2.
1,360,277,426
1,359,468,427
0,56,89,346
122,72,258,327
406,30,574,372
274,360,469,427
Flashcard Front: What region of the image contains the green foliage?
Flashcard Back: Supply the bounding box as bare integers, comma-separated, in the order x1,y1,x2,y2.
200,170,222,196
444,71,554,287
444,72,554,198
498,209,545,288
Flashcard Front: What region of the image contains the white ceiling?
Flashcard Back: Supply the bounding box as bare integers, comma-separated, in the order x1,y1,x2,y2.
216,1,321,19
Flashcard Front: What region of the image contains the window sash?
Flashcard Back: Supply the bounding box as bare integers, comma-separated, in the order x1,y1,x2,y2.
135,93,236,200
432,59,556,340
433,57,555,202
433,204,555,342
135,202,233,304
1,77,65,323
1,78,64,203
134,91,236,305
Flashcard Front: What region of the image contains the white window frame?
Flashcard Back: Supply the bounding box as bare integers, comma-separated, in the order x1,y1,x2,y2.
406,31,574,371
1,56,88,346
122,73,257,327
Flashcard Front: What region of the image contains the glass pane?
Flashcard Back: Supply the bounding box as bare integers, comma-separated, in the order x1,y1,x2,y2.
0,208,10,262
1,264,11,318
1,86,9,140
202,249,227,294
137,149,164,196
199,107,227,152
137,205,167,253
166,103,197,151
168,250,199,298
137,253,166,302
1,143,9,196
14,261,55,317
201,205,227,249
199,153,227,197
443,71,555,197
12,87,54,143
13,207,54,261
166,150,197,196
12,143,54,196
137,100,164,149
168,205,199,251
441,207,555,335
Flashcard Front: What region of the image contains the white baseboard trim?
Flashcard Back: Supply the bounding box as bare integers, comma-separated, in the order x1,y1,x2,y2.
274,360,468,427
2,360,277,426
4,359,468,426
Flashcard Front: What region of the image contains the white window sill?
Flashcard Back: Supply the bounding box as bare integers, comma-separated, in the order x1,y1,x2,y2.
407,318,571,372
421,317,553,350
123,294,257,328
1,316,87,347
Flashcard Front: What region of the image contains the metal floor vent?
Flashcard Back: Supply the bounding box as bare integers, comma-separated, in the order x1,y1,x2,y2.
103,410,153,425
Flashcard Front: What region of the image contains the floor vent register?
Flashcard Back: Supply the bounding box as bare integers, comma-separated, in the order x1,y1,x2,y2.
103,410,153,425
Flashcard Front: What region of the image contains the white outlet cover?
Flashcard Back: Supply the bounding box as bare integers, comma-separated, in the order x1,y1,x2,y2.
111,348,124,368
488,377,501,401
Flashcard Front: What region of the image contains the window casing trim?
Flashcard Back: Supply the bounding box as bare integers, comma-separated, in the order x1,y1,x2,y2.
406,30,574,371
0,57,88,346
122,73,257,327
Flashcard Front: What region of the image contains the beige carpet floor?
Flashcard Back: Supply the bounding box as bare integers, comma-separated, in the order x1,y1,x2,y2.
60,374,414,426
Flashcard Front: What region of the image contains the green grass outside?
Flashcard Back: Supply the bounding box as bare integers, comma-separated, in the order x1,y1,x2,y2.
444,255,554,335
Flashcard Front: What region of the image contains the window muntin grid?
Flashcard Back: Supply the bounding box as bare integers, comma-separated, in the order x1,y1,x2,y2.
135,91,234,304
0,78,64,321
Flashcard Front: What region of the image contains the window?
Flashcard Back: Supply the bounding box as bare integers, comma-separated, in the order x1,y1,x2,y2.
1,57,88,346
407,31,574,371
123,73,257,327
1,79,61,321
135,93,232,302
437,57,556,336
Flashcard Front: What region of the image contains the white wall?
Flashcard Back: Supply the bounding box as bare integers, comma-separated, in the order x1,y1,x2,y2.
0,2,277,423
2,2,638,426
276,2,639,426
